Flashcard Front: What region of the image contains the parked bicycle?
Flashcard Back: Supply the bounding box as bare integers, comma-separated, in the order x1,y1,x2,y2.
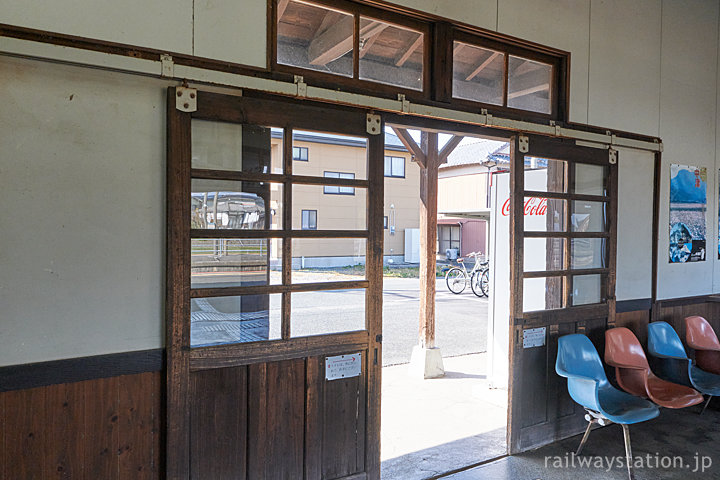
471,266,490,298
445,252,488,296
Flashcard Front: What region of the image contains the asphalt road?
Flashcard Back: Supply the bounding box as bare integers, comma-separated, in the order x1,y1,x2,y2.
288,277,488,366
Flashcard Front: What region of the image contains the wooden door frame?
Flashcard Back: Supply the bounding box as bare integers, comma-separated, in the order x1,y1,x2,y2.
507,134,618,453
165,88,385,479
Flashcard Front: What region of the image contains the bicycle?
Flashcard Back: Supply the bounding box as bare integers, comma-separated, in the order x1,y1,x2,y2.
471,266,490,298
445,252,486,295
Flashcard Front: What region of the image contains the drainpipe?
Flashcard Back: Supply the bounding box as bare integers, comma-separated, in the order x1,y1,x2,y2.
457,222,463,257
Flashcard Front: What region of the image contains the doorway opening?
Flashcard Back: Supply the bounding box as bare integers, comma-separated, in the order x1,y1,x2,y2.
379,125,512,479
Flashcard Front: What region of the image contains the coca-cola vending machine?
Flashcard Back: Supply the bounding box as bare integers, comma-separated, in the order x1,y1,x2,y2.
487,168,549,389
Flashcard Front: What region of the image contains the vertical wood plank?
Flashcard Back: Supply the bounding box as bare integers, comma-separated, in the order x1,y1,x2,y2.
418,132,439,348
248,359,305,480
84,376,120,480
304,357,323,480
166,86,192,479
190,367,247,480
119,373,155,479
46,381,86,479
2,387,46,479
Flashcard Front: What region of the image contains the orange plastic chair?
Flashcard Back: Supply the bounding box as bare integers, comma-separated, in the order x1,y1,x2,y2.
605,327,704,409
685,316,720,375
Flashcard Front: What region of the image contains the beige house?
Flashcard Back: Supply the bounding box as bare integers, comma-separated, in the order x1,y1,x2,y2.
269,130,417,266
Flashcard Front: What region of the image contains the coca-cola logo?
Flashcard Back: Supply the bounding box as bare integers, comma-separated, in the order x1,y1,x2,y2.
501,197,547,216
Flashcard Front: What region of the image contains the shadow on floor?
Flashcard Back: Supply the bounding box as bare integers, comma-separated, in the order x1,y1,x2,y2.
381,427,507,480
446,406,720,479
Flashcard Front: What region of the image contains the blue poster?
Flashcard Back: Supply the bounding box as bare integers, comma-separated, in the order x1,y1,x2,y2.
669,164,706,263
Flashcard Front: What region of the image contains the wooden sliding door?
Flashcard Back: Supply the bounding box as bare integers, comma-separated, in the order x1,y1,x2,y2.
508,135,618,453
166,88,383,479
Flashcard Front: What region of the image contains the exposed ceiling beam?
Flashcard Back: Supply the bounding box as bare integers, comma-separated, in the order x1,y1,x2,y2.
392,127,426,169
438,135,464,164
453,42,464,55
277,0,290,20
395,35,423,67
309,19,385,66
507,83,550,100
359,25,388,59
465,51,501,81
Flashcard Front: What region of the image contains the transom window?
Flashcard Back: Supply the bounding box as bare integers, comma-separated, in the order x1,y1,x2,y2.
272,0,567,120
384,156,405,178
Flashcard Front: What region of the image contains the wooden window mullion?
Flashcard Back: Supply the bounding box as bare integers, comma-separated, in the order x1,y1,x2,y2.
282,126,293,339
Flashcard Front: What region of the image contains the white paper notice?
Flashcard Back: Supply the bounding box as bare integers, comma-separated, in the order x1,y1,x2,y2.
325,353,362,380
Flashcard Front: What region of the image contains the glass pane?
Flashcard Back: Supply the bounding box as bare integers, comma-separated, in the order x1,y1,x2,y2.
292,238,366,283
523,276,566,312
191,179,282,230
277,0,353,77
191,238,281,288
359,17,424,91
524,158,566,193
391,156,405,177
524,197,566,232
508,56,552,114
293,184,367,230
191,120,282,173
574,163,607,196
571,238,606,269
524,238,565,272
291,289,365,336
452,42,504,105
190,294,281,347
572,274,603,306
292,130,368,180
571,200,606,232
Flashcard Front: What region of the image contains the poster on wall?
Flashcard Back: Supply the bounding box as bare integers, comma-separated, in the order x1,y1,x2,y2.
669,164,706,263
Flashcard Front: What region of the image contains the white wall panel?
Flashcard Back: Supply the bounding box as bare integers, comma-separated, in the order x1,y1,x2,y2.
656,0,718,299
0,57,169,365
0,0,193,54
194,0,267,68
616,148,654,301
387,0,498,31
497,0,590,124
588,0,662,136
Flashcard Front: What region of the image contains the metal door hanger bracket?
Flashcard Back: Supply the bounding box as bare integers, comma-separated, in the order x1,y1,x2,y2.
160,54,174,78
175,86,197,112
366,113,381,135
294,75,307,97
518,135,529,153
609,148,618,164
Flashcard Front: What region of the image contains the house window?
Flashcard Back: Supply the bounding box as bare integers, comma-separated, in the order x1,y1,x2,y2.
323,171,355,195
301,209,317,230
384,216,388,229
384,156,405,178
293,146,308,161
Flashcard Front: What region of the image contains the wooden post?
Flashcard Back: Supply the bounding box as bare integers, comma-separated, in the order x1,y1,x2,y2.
419,132,439,348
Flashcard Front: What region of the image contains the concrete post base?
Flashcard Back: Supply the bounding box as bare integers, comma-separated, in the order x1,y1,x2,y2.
408,345,445,379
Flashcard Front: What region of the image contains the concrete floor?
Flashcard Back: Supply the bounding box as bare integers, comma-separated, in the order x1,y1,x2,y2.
381,354,507,480
446,404,720,480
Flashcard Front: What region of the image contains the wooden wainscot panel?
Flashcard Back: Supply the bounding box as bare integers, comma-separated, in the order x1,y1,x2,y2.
0,371,162,480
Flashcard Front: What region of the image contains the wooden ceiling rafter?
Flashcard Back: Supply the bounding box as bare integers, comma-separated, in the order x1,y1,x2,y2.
465,51,501,81
395,34,423,67
392,127,426,169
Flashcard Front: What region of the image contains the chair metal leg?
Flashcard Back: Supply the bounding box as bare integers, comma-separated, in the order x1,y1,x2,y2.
700,395,712,415
575,418,596,456
622,424,635,480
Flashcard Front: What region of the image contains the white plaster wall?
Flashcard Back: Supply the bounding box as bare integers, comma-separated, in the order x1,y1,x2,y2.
656,0,719,299
0,0,193,54
0,56,169,365
587,0,662,136
497,0,591,124
616,148,654,301
194,0,267,68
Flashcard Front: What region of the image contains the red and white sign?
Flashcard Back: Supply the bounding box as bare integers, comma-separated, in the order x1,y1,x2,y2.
500,197,547,216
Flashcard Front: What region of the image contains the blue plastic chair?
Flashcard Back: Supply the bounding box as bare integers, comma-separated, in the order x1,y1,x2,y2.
648,321,720,414
557,334,659,480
